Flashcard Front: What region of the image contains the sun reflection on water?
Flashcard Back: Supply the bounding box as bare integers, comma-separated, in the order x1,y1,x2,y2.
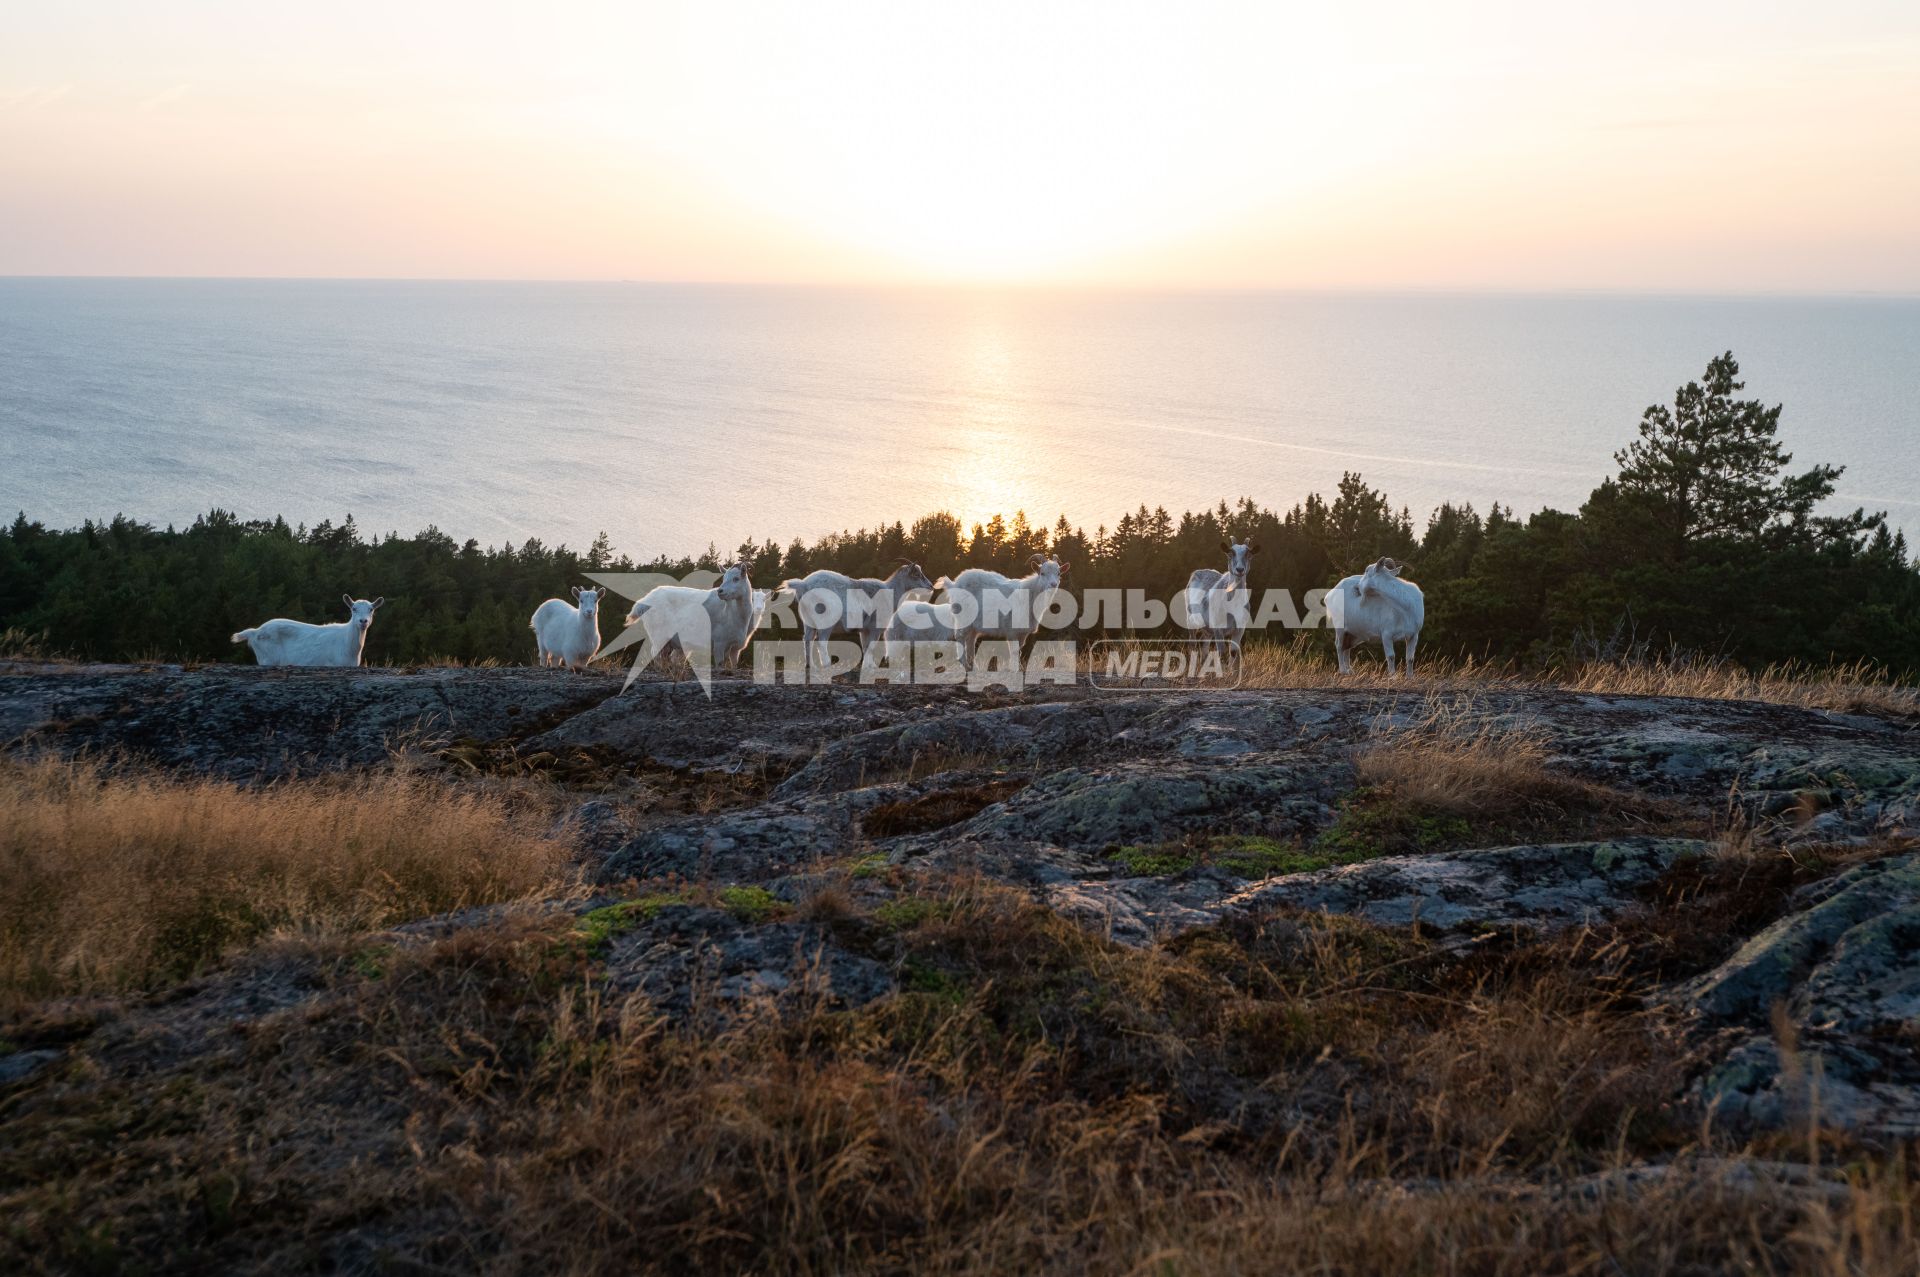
939,310,1042,531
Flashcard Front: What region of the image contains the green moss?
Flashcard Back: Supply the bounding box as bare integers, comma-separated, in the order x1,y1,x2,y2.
873,897,946,931
1206,834,1362,879
1312,787,1472,861
902,960,968,1003
1108,833,1374,881
1589,840,1655,872
574,893,691,953
1109,845,1198,876
718,885,784,923
849,852,891,880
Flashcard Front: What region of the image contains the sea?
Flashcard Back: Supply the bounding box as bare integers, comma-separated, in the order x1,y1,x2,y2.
3,279,1916,557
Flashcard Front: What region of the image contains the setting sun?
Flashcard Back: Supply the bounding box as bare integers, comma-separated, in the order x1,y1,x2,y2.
7,2,1920,1269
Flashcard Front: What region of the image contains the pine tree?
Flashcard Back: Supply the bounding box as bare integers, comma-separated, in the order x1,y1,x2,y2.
1614,351,1840,544
586,531,613,569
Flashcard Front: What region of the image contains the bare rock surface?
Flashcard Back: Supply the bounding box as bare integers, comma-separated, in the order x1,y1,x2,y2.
5,661,1919,1138
8,663,1914,826
1227,837,1712,931
599,905,895,1019
0,661,615,777
1682,854,1920,1136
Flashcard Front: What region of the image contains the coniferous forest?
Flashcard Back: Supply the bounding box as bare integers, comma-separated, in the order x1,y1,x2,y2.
6,354,1918,672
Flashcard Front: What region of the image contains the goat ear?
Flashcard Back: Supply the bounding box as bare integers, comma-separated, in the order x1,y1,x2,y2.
571,585,582,599
1220,539,1231,554
342,593,354,608
1058,560,1071,574
371,597,385,610
1249,541,1262,555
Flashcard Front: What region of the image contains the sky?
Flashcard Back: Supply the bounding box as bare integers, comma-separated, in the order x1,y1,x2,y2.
3,1,1918,290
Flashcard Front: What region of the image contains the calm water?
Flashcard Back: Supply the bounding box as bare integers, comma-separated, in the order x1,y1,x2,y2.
3,280,1917,556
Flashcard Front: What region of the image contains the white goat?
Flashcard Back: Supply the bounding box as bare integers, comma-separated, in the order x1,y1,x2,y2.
1331,556,1425,675
884,597,966,666
729,587,772,668
1183,540,1259,656
231,595,384,668
777,561,935,677
622,561,756,675
530,585,605,670
941,554,1067,669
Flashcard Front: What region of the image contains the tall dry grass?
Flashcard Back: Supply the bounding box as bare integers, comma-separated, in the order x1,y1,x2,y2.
0,755,577,1006
1350,697,1633,822
1238,635,1513,691
1237,636,1920,716
1564,655,1920,717
6,874,1915,1274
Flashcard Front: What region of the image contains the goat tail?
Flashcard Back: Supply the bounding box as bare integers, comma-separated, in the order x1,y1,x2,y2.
230,628,257,644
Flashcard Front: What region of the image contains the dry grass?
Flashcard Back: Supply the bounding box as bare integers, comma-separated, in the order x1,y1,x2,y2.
1316,698,1679,863
2,688,1914,1271
0,628,55,662
0,755,578,1006
1565,656,1920,717
1352,698,1621,821
4,868,1915,1274
394,654,512,669
1236,636,1920,718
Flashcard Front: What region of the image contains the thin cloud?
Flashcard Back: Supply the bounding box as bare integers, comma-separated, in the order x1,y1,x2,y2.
1,85,72,113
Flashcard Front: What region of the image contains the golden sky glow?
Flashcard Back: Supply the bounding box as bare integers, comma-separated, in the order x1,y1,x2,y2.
3,1,1917,288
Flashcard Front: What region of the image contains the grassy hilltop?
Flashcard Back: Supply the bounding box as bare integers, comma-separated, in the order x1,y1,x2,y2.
2,661,1918,1274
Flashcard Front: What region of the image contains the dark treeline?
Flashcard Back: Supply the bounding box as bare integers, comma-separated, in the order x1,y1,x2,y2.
5,353,1919,671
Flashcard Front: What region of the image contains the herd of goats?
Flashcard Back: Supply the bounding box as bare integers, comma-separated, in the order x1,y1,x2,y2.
230,541,1428,678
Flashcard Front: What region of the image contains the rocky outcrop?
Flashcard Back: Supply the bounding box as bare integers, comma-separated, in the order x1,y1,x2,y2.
1682,854,1920,1137
0,661,616,778
6,662,1919,1139
952,752,1345,849
598,768,1019,883
0,1048,60,1090
599,904,895,1020
1229,836,1712,930
10,665,1915,828
994,837,1711,947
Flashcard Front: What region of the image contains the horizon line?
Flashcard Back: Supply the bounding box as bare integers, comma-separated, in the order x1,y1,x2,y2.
2,274,1918,301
